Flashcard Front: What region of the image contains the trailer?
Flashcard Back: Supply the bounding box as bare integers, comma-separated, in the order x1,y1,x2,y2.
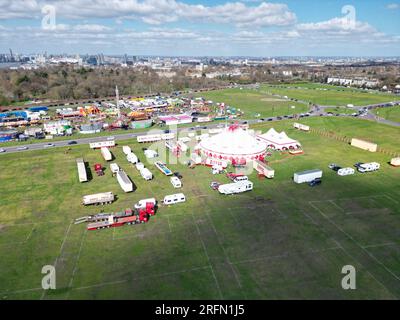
76,158,88,182
82,192,115,206
293,169,322,184
218,181,253,195
127,152,138,164
253,160,275,178
155,161,173,176
163,193,186,205
337,167,355,176
101,147,112,161
89,140,115,149
116,170,134,192
140,167,153,180
390,157,400,167
293,122,310,131
144,149,158,159
357,162,380,173
122,145,132,155
87,210,148,231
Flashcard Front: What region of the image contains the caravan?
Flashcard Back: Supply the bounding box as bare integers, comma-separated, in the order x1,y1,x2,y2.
337,167,355,176
170,176,182,188
140,168,153,180
357,162,380,173
163,193,186,205
127,152,139,164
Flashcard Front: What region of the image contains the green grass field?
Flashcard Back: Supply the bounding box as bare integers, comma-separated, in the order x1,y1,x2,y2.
262,83,399,106
195,88,310,118
373,106,400,123
0,116,399,299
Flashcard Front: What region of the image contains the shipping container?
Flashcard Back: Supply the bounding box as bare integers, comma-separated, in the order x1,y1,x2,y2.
101,147,112,161
76,158,88,182
116,170,133,192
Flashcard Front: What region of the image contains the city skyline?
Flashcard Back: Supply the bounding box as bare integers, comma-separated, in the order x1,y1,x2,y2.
0,0,399,56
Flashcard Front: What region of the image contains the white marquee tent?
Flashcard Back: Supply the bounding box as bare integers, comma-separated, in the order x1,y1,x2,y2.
256,128,301,151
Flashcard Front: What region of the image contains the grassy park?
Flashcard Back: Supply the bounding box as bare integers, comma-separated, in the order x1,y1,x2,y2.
0,115,399,299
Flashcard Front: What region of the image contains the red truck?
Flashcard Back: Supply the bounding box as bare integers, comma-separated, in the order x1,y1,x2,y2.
94,163,104,176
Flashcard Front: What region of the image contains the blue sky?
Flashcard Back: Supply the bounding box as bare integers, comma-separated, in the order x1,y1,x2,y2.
0,0,399,56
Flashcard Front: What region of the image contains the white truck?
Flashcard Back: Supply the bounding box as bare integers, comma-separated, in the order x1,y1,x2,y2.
122,145,132,155
82,192,115,206
127,152,138,164
144,149,158,159
293,169,322,184
116,170,133,192
357,162,380,173
218,181,253,195
110,163,120,174
134,198,157,209
100,147,112,161
140,167,153,180
337,167,355,176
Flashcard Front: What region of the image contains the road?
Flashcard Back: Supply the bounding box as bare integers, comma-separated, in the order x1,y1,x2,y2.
1,100,399,155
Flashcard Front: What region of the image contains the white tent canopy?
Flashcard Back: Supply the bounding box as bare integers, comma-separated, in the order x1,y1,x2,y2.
256,128,301,150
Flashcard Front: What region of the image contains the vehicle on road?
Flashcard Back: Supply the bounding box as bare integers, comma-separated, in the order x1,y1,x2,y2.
107,136,115,141
0,148,5,153
43,143,55,148
17,146,28,150
68,141,77,145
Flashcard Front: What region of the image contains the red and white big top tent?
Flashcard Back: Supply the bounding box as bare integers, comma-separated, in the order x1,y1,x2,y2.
256,128,301,151
197,124,267,164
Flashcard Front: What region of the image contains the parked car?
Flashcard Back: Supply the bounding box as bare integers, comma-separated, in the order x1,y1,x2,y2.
309,178,322,187
173,172,183,179
210,181,220,190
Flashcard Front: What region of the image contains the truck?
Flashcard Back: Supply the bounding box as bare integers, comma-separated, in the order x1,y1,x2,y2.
76,158,88,182
87,210,149,231
110,163,120,175
218,181,253,195
134,198,157,210
127,152,138,164
293,169,322,184
357,162,380,173
140,167,153,180
82,192,115,206
122,145,132,155
116,170,134,192
93,163,104,176
101,147,112,161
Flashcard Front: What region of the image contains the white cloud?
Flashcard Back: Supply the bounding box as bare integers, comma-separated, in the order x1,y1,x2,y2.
0,0,297,27
386,3,399,10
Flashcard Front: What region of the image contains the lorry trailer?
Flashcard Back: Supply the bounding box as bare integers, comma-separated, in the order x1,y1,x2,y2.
293,169,322,184
116,170,134,192
82,192,115,206
87,210,149,230
89,140,115,149
76,158,88,183
101,147,112,161
218,181,253,195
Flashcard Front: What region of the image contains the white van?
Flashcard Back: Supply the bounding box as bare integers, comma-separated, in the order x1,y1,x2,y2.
110,163,120,174
170,176,182,188
134,198,157,209
233,175,248,183
163,193,186,205
140,168,153,180
136,162,145,171
337,167,355,176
